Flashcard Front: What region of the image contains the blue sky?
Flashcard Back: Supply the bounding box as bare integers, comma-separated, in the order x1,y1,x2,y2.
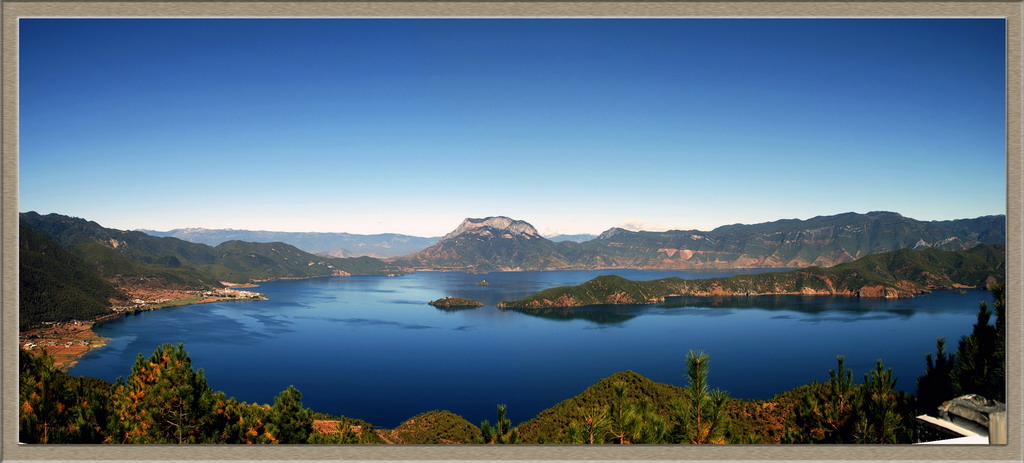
19,19,1006,236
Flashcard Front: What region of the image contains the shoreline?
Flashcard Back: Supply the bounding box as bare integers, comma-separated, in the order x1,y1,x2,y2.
19,271,401,371
20,287,267,371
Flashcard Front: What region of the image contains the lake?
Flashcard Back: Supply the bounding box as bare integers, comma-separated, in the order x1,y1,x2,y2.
68,269,992,428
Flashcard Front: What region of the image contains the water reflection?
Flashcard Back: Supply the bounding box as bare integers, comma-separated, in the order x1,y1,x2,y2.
507,305,640,324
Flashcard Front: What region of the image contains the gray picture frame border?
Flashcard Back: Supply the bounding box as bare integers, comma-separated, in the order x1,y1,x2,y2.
2,1,1021,462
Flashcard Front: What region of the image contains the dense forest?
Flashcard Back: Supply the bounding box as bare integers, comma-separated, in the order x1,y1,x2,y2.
18,226,122,330
20,212,401,288
20,285,1004,444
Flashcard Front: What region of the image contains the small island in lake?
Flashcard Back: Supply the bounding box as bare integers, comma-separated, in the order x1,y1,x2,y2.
428,297,485,309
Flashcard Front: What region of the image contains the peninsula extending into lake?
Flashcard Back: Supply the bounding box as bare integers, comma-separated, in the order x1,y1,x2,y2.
498,244,1004,310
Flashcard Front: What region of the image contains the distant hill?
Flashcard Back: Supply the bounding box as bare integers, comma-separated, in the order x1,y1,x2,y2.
20,212,401,289
498,244,1005,309
583,211,1005,269
545,233,598,243
19,225,123,329
139,227,439,258
393,212,1005,272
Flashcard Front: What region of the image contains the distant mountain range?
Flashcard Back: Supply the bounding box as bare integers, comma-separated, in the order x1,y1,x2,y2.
21,212,401,286
498,244,1006,310
139,228,440,258
394,212,1005,273
18,210,1006,328
544,233,598,243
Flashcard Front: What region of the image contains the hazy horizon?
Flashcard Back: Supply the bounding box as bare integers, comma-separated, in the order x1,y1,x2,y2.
19,19,1007,236
18,208,1006,238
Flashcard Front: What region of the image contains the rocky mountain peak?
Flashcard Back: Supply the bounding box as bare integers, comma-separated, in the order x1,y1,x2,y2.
597,227,629,240
443,216,541,240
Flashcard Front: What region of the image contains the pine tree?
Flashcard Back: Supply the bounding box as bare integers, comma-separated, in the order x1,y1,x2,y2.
568,407,611,444
267,385,312,444
479,419,494,444
480,404,518,444
916,337,954,415
107,343,218,443
951,285,1005,401
821,356,856,442
852,360,911,444
677,350,728,444
19,350,112,444
607,382,634,444
218,399,277,444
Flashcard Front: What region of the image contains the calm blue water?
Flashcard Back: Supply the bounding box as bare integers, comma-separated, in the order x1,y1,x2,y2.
69,269,992,428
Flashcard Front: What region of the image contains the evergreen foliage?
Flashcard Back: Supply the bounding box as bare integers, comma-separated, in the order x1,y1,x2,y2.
786,356,858,443
218,399,278,444
567,407,611,444
389,410,480,444
516,370,686,443
675,351,728,444
916,338,955,415
786,357,914,444
607,382,667,444
107,343,221,443
852,360,913,444
480,404,519,444
19,225,122,329
19,350,112,443
951,284,1005,401
267,385,313,444
915,283,1006,409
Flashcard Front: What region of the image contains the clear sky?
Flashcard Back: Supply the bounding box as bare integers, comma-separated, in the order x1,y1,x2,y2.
19,19,1006,236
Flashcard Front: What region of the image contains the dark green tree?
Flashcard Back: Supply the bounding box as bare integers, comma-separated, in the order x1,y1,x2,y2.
479,420,494,444
676,350,728,444
786,356,859,443
852,360,912,444
567,407,611,444
267,385,313,444
19,350,111,444
916,337,955,415
605,382,667,444
951,284,1005,402
480,404,518,444
107,343,219,443
217,399,277,444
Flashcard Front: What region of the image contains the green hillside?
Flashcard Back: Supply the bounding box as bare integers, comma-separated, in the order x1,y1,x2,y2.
500,245,1005,309
19,226,123,329
20,212,400,288
516,370,686,443
385,410,481,444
